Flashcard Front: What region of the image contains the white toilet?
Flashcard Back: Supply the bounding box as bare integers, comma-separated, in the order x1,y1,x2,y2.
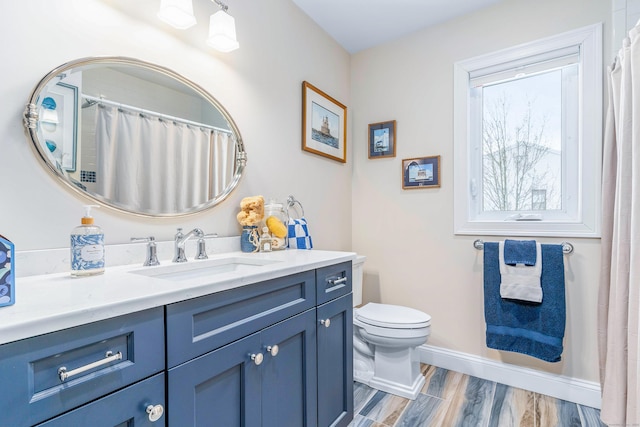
352,256,431,400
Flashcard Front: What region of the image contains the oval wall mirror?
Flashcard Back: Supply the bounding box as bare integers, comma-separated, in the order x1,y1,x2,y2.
23,56,246,217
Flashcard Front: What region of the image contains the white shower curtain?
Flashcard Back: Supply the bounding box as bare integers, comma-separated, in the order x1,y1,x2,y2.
598,24,640,425
209,130,237,199
95,105,219,213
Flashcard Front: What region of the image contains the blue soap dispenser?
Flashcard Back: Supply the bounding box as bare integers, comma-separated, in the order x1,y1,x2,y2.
70,205,105,277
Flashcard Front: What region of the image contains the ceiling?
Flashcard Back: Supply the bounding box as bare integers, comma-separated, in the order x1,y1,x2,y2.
291,0,504,54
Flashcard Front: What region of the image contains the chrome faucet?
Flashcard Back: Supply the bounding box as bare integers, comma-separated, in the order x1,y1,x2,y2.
195,233,219,260
131,236,160,266
173,228,204,263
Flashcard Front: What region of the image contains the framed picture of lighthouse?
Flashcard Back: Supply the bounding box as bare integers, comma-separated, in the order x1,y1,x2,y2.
368,120,396,159
302,81,347,163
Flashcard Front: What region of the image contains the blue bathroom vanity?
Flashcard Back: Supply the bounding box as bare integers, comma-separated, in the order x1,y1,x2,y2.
0,250,354,427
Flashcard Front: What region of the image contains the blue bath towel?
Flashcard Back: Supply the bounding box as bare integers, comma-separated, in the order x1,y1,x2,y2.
503,239,537,265
483,242,565,362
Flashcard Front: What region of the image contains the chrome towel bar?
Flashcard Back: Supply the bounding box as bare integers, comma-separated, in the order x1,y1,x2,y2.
473,239,574,255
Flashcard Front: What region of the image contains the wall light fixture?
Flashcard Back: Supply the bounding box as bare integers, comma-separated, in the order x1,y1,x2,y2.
206,0,239,52
157,0,239,52
157,0,197,29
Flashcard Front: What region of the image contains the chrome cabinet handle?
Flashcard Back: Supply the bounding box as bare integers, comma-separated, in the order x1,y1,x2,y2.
58,351,123,382
320,319,331,328
327,277,347,286
146,404,164,422
266,345,279,356
251,353,264,365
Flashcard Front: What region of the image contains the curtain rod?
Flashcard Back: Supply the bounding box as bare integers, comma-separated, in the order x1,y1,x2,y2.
81,94,233,135
473,239,574,255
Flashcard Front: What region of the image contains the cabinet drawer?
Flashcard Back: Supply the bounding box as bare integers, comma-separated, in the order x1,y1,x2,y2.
316,261,352,305
0,307,164,427
36,372,166,427
166,270,315,367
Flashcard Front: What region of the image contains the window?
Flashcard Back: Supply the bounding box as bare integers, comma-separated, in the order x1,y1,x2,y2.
531,190,547,211
453,24,602,237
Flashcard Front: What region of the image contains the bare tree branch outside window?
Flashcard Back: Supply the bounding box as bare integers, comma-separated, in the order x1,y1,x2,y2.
481,84,562,212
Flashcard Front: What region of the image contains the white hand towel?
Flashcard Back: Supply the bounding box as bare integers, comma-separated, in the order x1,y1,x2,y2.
499,241,543,303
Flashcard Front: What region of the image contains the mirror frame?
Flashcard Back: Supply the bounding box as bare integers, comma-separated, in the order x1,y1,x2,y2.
23,56,247,217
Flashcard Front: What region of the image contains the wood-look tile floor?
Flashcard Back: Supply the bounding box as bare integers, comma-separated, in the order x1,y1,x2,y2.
349,364,607,427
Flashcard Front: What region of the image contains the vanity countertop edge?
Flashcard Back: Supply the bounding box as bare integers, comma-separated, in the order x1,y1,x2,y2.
0,249,356,345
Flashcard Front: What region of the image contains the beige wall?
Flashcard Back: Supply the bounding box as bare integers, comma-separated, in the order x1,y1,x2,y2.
0,0,352,251
351,0,610,383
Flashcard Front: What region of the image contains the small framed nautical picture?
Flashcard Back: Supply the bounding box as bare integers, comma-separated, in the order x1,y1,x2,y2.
302,81,347,163
368,120,396,159
402,156,441,189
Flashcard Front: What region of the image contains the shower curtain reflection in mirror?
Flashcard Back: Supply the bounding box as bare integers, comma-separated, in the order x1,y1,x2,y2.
94,105,235,214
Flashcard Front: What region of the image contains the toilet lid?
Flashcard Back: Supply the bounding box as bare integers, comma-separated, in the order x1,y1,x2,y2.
356,303,431,329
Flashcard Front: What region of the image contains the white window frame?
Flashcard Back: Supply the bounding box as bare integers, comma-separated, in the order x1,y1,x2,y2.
453,23,602,237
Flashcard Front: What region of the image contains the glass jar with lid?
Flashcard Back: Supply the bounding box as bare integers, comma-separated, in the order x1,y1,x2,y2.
263,199,288,250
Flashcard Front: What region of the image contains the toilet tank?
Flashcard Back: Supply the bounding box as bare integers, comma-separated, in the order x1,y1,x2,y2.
352,255,366,307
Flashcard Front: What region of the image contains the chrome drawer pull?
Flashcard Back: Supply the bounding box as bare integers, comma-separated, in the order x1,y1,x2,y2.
58,351,123,382
320,319,331,328
327,277,347,286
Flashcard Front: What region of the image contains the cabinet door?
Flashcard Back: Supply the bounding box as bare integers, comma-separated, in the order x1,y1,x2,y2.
317,294,354,427
261,310,318,427
168,333,262,427
36,373,165,427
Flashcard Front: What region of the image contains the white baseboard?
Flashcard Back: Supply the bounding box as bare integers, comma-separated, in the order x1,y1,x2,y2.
418,344,602,409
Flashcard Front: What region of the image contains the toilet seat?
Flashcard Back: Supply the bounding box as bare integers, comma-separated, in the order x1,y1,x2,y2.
356,303,431,329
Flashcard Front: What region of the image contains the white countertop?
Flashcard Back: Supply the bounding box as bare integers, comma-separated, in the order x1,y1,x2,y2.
0,249,356,345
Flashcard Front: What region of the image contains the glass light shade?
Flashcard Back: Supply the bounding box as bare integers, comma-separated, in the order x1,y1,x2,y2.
206,10,239,52
157,0,197,29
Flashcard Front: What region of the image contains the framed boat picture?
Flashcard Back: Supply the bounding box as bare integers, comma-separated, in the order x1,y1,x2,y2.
302,81,347,163
402,156,441,189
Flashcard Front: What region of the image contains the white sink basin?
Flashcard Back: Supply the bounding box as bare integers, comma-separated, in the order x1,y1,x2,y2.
130,256,280,281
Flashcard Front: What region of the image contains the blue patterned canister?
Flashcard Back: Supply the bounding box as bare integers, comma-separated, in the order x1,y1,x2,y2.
0,235,15,307
241,226,258,252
